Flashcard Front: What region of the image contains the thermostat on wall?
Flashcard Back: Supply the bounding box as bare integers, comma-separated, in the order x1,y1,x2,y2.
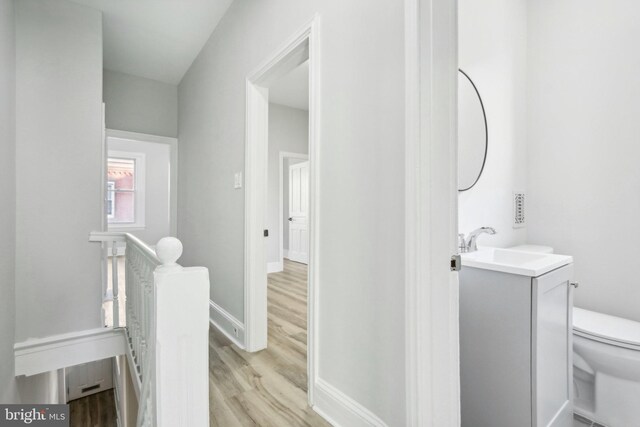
513,191,525,228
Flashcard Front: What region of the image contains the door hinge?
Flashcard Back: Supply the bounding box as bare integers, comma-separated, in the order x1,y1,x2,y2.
451,254,462,272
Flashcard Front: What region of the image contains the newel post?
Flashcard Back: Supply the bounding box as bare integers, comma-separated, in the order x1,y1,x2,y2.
153,237,210,427
155,237,184,271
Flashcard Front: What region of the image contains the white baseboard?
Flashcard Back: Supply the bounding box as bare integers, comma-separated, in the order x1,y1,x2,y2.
283,249,289,258
267,261,283,273
209,300,245,349
312,378,388,427
15,328,126,377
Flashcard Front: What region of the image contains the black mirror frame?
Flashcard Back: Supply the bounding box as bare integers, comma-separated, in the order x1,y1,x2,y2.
458,68,488,192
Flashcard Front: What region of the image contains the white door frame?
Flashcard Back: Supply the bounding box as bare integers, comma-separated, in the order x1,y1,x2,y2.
244,16,320,406
279,151,309,266
405,0,460,425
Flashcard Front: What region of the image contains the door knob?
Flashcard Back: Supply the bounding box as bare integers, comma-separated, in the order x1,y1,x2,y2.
570,282,579,288
288,217,293,221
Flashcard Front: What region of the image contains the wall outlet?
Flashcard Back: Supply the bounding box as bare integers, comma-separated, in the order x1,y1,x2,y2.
513,191,525,228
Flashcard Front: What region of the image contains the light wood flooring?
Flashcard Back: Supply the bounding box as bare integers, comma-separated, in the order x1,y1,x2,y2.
209,259,330,426
97,258,327,426
69,390,117,427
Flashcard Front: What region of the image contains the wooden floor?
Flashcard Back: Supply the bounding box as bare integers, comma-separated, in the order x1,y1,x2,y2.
69,390,117,427
92,258,327,426
209,259,330,426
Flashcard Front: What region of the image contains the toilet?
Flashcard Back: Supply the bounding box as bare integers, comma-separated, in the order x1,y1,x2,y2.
573,308,640,426
508,244,640,426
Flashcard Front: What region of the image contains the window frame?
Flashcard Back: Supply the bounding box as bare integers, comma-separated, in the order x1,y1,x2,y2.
107,150,146,229
106,181,116,219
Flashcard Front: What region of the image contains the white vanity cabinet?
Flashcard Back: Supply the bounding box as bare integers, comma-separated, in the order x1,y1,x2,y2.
460,261,574,427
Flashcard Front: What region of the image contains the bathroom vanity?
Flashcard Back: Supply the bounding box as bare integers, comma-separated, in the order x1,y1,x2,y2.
459,248,574,427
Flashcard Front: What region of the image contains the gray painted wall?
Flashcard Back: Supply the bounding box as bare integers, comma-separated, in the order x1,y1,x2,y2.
0,0,18,403
104,69,178,138
177,0,405,423
267,104,308,264
527,0,640,322
15,0,103,341
17,370,61,404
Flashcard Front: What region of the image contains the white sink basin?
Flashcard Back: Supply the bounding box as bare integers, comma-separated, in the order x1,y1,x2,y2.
461,247,573,277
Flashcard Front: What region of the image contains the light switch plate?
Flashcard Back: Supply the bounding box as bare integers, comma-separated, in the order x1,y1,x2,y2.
234,172,243,189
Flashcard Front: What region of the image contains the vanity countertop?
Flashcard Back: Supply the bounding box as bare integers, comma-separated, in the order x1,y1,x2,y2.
461,247,573,277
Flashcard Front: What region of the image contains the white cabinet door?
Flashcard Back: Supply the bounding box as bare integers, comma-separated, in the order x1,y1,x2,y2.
287,161,309,264
66,358,114,402
533,265,574,427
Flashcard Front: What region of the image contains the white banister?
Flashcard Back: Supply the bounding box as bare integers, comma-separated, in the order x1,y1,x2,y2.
90,232,210,427
111,242,120,328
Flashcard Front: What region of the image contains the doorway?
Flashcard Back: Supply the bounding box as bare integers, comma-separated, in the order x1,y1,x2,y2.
244,18,319,406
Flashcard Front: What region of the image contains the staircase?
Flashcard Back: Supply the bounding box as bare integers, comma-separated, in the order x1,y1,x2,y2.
89,232,210,427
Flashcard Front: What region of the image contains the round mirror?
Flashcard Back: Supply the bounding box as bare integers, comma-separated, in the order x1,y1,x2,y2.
458,69,488,191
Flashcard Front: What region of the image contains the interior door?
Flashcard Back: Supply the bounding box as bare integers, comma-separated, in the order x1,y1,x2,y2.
66,358,114,402
532,265,574,427
287,161,309,264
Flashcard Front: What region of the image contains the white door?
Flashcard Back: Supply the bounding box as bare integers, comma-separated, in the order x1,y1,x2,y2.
287,161,309,264
66,358,114,402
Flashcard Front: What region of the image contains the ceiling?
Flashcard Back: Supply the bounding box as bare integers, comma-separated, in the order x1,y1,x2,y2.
269,61,309,111
69,0,235,85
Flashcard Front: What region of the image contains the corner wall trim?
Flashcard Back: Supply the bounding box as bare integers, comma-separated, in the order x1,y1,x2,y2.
209,300,246,349
15,328,126,377
312,378,388,427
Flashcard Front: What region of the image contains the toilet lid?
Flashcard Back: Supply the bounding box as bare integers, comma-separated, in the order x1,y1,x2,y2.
574,307,640,347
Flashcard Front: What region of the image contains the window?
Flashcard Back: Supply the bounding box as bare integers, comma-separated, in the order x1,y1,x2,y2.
107,151,145,229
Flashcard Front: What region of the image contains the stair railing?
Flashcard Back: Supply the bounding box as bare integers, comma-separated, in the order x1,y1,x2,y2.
90,232,210,427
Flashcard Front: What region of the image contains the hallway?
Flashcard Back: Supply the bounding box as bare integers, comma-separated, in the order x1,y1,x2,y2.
209,260,329,426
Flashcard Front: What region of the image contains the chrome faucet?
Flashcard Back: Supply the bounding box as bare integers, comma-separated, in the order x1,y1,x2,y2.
458,227,497,253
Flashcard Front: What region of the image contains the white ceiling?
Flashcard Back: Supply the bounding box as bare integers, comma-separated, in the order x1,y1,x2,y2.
269,62,309,111
69,0,235,85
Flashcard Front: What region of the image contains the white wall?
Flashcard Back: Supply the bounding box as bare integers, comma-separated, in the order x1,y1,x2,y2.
104,69,178,138
15,0,103,341
527,0,640,322
0,0,18,404
108,138,172,245
458,0,528,248
267,104,308,264
178,0,405,423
